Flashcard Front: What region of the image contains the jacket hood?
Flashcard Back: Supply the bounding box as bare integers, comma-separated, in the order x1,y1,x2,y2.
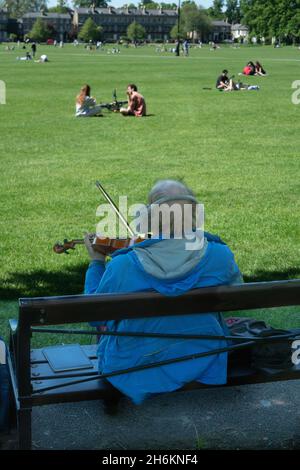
130,237,208,296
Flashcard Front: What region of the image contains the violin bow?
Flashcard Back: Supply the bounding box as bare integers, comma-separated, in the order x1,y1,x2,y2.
95,181,136,237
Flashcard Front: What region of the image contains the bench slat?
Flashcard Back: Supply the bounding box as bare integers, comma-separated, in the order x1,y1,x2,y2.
19,280,300,326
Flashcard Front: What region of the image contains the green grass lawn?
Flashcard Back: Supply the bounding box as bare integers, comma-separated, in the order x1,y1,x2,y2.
0,43,299,343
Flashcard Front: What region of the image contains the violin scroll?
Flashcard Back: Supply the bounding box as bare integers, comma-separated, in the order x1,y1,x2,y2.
53,239,77,255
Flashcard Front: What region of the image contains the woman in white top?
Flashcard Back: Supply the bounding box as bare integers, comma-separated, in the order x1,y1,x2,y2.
75,84,103,117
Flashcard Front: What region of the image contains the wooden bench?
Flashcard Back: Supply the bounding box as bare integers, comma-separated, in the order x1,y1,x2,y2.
7,279,300,449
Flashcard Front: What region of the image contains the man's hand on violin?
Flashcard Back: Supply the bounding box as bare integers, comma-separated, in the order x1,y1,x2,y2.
84,233,108,261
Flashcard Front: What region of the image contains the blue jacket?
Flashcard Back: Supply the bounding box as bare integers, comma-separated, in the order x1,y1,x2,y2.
84,235,242,404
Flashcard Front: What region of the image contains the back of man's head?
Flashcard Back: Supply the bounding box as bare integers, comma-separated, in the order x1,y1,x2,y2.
148,179,197,205
148,180,200,236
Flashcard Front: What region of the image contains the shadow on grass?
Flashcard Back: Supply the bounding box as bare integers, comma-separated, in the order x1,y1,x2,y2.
0,265,299,301
243,268,300,283
0,263,89,300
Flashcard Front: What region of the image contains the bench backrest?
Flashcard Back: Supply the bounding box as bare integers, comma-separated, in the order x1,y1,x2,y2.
19,279,300,327
15,279,300,398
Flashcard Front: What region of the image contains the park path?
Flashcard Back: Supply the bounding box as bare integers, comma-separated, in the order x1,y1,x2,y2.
29,380,300,450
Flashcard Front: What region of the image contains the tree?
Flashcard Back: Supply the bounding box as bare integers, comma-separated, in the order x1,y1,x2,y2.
240,0,300,43
78,17,103,41
207,0,224,18
72,0,109,7
141,2,159,9
28,17,50,41
186,9,212,41
121,3,137,8
285,5,300,43
225,0,241,24
0,0,48,18
127,21,146,42
179,3,212,41
48,0,69,13
170,21,186,40
161,3,177,9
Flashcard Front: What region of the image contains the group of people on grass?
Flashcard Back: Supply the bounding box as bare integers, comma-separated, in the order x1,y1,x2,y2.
17,52,49,62
16,43,48,63
241,61,267,76
75,83,146,118
216,60,267,91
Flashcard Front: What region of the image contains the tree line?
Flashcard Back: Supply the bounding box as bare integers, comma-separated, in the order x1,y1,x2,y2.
2,0,300,44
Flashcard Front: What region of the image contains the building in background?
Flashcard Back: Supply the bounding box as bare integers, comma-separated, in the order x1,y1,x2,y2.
231,23,249,42
22,12,72,41
0,8,9,42
1,7,234,43
188,20,232,43
209,20,232,42
73,7,178,42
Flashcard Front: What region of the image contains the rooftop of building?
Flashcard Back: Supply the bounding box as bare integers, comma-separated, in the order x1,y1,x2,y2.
75,7,178,16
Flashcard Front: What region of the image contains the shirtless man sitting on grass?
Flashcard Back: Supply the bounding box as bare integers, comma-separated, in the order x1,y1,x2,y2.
120,84,146,117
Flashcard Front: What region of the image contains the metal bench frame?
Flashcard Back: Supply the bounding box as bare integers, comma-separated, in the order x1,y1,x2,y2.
7,279,300,449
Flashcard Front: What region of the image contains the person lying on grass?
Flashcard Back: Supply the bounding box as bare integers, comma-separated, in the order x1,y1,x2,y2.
83,179,242,404
119,84,146,117
34,54,49,63
75,84,103,118
16,52,32,61
216,70,238,91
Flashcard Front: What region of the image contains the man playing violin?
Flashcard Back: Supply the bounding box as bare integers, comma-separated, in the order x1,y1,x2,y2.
119,84,146,117
84,179,242,404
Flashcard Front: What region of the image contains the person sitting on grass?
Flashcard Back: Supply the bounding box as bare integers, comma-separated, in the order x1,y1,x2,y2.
255,61,267,76
120,84,146,117
216,70,237,91
75,84,103,118
83,179,242,404
242,61,256,76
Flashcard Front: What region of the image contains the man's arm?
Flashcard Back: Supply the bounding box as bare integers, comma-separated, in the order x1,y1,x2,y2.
84,233,107,294
84,260,106,295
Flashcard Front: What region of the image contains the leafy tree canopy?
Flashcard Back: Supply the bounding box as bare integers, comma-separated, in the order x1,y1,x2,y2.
127,20,146,41
72,0,109,8
241,0,300,42
0,0,48,19
28,16,50,41
78,16,103,41
48,0,69,13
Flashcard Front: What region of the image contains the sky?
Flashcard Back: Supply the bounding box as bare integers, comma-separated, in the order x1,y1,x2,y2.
47,0,213,9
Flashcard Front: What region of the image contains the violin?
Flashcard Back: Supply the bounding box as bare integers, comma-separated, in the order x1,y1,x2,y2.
53,234,146,255
53,181,149,255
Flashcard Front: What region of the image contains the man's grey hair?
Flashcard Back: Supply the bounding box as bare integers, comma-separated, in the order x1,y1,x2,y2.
147,179,200,236
148,179,198,205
